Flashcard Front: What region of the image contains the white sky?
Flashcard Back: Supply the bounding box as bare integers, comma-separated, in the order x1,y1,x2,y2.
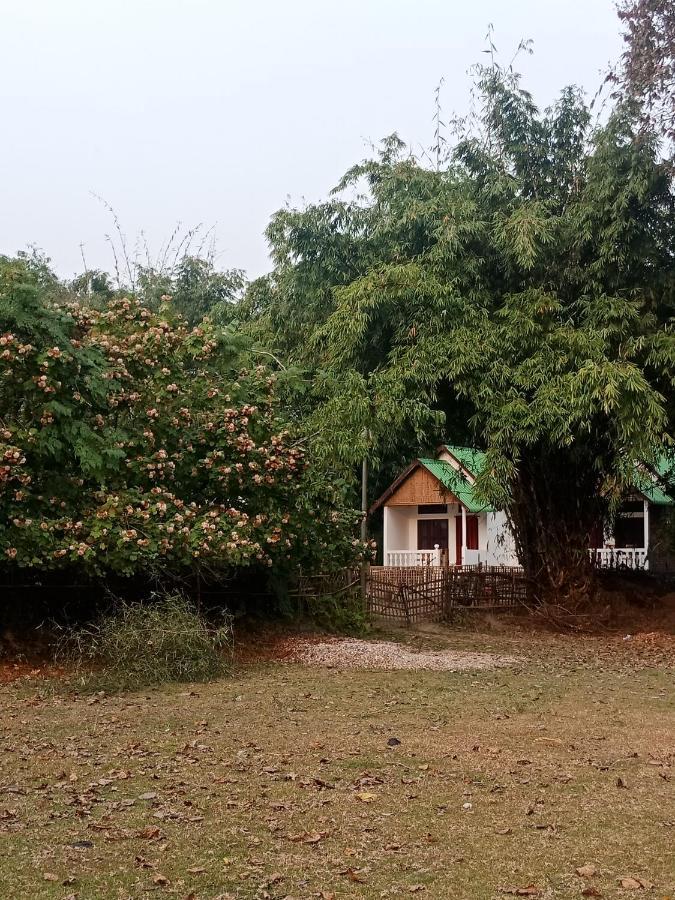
0,0,623,281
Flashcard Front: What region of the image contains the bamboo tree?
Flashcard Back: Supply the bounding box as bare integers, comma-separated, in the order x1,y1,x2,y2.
249,60,675,607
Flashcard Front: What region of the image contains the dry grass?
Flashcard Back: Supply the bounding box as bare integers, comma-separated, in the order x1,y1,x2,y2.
0,627,673,899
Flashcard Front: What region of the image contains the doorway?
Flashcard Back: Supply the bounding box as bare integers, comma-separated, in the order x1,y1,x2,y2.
417,519,449,552
455,515,479,565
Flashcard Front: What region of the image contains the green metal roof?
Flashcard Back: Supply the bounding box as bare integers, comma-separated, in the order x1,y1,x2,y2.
639,481,674,505
635,456,675,505
653,454,675,480
443,445,487,479
443,443,674,507
418,457,491,512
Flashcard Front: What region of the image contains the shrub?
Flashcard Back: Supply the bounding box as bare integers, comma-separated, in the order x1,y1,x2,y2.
299,581,370,634
58,593,232,690
0,271,364,584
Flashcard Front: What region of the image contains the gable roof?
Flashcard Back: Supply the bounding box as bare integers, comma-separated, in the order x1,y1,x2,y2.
371,444,675,516
418,458,490,512
368,456,490,514
442,445,487,481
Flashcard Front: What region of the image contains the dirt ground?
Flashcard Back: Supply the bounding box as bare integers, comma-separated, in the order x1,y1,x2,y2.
0,621,673,899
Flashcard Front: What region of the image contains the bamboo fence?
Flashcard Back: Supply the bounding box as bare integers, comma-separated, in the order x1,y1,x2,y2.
366,565,526,623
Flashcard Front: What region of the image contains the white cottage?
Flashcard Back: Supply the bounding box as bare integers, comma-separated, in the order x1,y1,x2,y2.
370,445,675,571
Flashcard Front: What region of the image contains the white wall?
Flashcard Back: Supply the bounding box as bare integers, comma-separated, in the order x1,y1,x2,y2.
485,511,520,567
383,506,418,554
383,505,512,566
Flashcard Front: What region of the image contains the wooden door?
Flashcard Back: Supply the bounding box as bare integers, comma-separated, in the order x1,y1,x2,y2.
455,515,479,565
417,518,448,550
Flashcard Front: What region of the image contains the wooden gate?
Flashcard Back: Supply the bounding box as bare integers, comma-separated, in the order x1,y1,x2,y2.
367,565,525,622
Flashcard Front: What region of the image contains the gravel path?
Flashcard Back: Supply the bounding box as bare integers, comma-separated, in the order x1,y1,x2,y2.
291,638,519,671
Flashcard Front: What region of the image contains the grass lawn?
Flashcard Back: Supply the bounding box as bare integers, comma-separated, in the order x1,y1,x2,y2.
0,626,673,899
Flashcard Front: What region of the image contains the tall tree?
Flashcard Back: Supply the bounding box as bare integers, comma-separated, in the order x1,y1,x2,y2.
615,0,675,144
136,256,246,326
251,64,675,605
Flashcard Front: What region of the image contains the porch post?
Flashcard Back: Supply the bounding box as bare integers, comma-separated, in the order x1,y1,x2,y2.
643,499,649,569
461,504,467,567
382,506,389,567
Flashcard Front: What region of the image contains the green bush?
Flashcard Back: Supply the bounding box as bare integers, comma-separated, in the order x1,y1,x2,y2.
301,584,370,634
58,593,232,691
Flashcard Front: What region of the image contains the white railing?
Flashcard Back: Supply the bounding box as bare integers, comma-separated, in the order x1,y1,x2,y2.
590,548,648,571
385,549,441,567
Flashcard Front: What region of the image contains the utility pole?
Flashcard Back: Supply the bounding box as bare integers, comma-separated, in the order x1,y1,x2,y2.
360,455,368,603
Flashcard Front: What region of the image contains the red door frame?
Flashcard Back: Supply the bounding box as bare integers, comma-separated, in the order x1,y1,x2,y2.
455,515,479,565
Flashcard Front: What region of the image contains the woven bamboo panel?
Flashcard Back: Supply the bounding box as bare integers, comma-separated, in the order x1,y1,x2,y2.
367,565,526,621
366,567,447,623
386,466,458,507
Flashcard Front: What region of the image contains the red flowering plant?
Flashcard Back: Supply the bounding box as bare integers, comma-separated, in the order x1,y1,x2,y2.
0,257,365,580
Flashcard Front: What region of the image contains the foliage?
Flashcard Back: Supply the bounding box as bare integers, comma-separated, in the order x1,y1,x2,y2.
0,257,364,584
57,593,233,690
615,0,675,145
249,62,675,603
136,255,246,326
296,572,371,634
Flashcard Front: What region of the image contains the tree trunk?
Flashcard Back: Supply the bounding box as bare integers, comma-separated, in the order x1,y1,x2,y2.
507,444,608,610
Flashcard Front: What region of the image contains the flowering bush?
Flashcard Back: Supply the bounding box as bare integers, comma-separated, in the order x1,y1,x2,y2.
0,258,362,579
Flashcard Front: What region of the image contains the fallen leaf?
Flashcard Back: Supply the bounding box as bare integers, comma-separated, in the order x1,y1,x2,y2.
43,873,59,882
409,886,426,893
619,877,643,889
576,865,598,878
355,791,377,803
581,888,602,898
137,826,161,839
187,866,205,874
303,831,327,844
347,868,367,883
575,863,598,878
387,737,401,747
495,827,512,835
153,873,170,886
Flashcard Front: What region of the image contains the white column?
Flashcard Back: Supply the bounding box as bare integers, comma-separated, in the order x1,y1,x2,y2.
461,504,467,567
383,506,390,566
643,499,649,570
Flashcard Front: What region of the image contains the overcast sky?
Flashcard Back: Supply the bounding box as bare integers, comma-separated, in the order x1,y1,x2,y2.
1,0,623,281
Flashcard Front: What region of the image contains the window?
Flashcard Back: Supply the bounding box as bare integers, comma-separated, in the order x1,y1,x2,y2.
614,516,645,548
418,504,448,515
